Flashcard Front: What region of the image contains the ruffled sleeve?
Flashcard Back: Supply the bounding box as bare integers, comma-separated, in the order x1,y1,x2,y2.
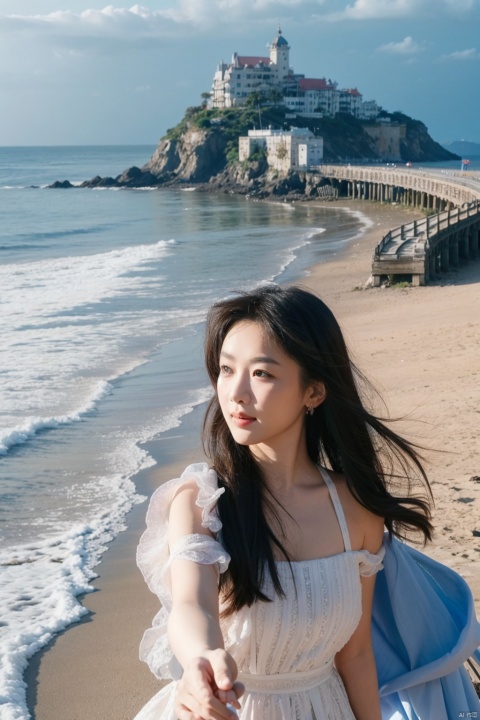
136,463,231,680
357,543,386,577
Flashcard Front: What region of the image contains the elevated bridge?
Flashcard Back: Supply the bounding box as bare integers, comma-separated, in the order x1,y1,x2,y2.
315,165,480,285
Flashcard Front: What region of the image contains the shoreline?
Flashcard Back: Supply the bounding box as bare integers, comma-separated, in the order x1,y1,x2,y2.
26,198,480,719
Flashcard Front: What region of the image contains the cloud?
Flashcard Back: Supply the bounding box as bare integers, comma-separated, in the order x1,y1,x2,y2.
3,1,327,37
326,0,477,21
378,36,423,55
3,0,477,39
439,48,479,61
5,5,178,37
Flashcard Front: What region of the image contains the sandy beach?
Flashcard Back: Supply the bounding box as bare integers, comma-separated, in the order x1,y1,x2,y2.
26,198,480,720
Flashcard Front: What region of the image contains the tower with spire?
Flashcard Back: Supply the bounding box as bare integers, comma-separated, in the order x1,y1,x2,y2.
269,27,290,83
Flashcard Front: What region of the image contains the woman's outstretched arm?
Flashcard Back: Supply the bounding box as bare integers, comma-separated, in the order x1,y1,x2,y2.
167,482,243,720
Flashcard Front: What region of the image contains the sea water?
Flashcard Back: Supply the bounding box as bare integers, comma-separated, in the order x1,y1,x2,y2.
0,145,372,720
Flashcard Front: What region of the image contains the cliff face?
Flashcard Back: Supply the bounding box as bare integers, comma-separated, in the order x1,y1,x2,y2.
144,128,228,183
399,118,456,162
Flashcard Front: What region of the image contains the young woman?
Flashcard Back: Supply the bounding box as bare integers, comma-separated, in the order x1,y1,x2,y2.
134,285,480,720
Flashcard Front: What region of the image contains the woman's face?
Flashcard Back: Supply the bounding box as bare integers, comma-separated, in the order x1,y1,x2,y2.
217,321,318,453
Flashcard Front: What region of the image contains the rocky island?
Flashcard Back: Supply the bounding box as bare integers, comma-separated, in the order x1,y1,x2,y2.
50,105,458,199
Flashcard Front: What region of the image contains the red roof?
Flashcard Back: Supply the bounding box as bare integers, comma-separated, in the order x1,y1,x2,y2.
298,78,335,91
343,88,362,97
236,56,270,68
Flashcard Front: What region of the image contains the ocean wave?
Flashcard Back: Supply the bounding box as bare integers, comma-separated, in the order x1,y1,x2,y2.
0,381,112,455
303,227,326,241
270,235,314,282
0,479,142,720
0,385,212,720
11,223,122,244
0,244,51,252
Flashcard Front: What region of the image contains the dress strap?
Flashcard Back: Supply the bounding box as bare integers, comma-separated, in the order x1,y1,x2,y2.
317,467,352,552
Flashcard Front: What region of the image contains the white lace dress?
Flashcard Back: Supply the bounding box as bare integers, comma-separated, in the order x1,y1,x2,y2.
134,463,385,720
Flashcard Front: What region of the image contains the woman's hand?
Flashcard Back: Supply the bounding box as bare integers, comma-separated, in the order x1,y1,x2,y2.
174,649,244,720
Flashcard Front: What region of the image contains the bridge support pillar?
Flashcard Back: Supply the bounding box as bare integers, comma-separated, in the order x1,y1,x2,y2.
441,240,449,272
470,226,479,259
412,273,425,287
429,252,436,281
459,230,469,261
450,236,459,267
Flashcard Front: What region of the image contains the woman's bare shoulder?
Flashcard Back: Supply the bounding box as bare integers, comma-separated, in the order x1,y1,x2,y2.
328,470,384,553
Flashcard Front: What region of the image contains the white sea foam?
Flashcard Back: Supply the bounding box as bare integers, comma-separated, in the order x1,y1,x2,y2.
0,381,112,455
0,386,211,720
269,228,325,281
0,239,193,456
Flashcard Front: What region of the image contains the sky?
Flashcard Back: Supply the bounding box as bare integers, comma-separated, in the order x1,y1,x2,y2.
0,0,479,147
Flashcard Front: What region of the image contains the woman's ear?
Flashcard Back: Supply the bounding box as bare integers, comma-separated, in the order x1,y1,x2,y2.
306,382,327,410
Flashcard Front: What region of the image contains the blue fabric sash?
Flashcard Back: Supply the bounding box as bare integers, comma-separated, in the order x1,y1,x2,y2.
373,535,480,718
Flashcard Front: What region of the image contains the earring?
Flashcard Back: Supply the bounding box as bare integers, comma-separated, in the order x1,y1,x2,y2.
306,405,315,416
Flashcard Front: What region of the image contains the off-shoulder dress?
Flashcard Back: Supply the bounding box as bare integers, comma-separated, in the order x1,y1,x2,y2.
134,463,385,720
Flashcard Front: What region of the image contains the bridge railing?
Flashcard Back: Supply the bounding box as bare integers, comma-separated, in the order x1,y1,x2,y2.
374,200,480,259
316,165,480,206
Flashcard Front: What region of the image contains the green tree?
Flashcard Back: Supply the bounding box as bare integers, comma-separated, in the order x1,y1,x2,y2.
200,92,212,109
268,88,284,106
246,90,266,108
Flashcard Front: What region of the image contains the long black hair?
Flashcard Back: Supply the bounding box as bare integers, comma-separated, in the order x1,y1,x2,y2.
202,285,433,615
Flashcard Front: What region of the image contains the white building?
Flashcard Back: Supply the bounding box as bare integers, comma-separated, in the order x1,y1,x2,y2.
360,99,382,120
211,29,381,121
284,78,340,117
239,127,324,172
212,29,290,109
338,88,362,117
